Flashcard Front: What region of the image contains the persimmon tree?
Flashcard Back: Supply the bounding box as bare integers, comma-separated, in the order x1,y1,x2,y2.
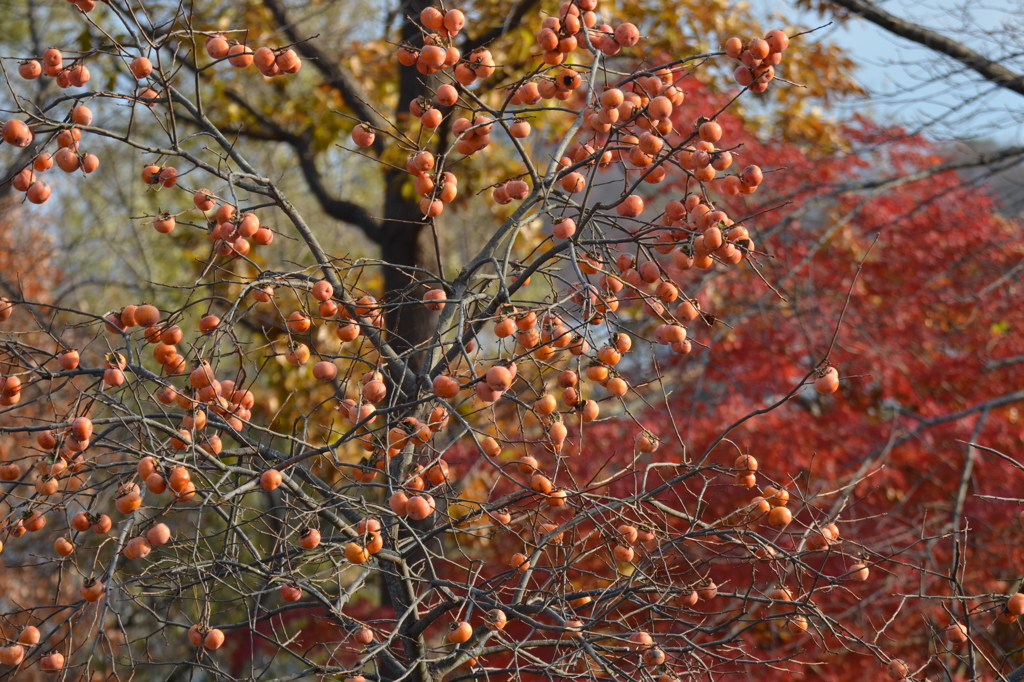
1,0,1022,681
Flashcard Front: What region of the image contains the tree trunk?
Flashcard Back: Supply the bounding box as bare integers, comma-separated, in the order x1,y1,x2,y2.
375,0,444,648
380,0,442,380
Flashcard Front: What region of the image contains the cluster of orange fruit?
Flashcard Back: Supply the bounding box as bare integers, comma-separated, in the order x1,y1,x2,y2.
726,30,790,93
204,34,302,77
355,12,788,232
0,628,68,670
17,48,91,88
349,2,654,219
2,103,102,205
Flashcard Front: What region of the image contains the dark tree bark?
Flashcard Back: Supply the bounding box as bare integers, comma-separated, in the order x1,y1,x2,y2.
378,0,441,378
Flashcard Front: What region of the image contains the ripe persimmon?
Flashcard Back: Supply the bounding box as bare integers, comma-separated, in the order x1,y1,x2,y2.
848,562,869,581
420,6,443,28
945,622,968,645
298,528,321,550
363,531,384,554
206,35,230,59
16,627,39,648
353,627,375,645
19,60,41,79
275,49,301,73
422,289,446,311
509,119,531,138
478,437,500,458
362,379,387,403
786,616,808,634
282,343,309,366
91,514,112,534
37,428,57,448
55,148,80,173
644,648,666,666
734,454,758,475
40,652,63,671
2,120,33,147
80,579,105,601
485,609,507,630
426,460,449,486
279,583,302,602
605,377,627,397
351,123,376,147
886,660,909,680
35,476,59,496
123,536,153,560
613,22,639,47
635,432,659,453
71,512,91,532
616,194,644,217
815,366,840,394
406,495,433,520
576,399,597,422
389,491,409,515
613,544,634,562
697,581,718,600
767,506,791,528
70,105,93,126
433,375,460,399
31,153,53,173
165,467,189,494
186,625,205,646
1007,592,1024,616
147,523,171,546
762,486,790,507
54,537,75,556
71,416,93,441
23,511,46,532
448,621,473,643
115,488,143,514
529,473,551,493
227,44,254,67
313,361,338,382
510,552,530,571
198,315,220,334
129,56,153,78
765,30,790,53
260,469,282,490
203,628,225,650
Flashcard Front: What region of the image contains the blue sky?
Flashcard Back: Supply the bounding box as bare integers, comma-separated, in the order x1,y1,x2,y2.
753,0,1024,145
